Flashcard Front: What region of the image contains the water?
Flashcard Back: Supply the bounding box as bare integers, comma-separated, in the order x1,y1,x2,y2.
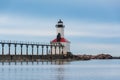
0,60,120,80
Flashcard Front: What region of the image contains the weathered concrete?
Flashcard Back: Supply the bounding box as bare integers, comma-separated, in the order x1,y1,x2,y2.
0,55,65,61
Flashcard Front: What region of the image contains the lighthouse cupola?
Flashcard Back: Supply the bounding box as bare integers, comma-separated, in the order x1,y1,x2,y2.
56,19,65,38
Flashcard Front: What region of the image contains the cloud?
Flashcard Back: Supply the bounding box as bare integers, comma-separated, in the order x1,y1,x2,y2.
78,43,120,49
0,14,57,37
0,15,120,38
0,28,54,37
66,31,120,38
0,0,119,23
71,43,120,56
0,14,55,27
65,20,120,38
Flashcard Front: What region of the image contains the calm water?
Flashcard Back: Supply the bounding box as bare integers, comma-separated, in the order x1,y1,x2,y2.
0,60,120,80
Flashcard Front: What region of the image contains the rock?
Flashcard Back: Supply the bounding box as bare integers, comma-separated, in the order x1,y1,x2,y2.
95,54,112,59
74,54,113,60
75,54,91,60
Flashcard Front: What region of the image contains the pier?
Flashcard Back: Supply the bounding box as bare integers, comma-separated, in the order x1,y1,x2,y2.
0,20,74,64
0,40,65,62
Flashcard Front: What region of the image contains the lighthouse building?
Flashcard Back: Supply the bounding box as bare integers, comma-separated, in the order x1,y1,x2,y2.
51,20,70,55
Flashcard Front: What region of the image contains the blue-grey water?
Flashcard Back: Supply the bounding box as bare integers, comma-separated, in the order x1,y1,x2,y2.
0,60,120,80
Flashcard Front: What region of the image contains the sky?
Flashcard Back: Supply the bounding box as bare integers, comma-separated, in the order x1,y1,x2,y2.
0,0,120,56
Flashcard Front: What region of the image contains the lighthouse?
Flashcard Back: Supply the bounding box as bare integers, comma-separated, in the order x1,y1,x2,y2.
51,19,70,55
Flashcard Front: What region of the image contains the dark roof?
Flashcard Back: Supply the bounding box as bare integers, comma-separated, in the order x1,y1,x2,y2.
58,19,63,23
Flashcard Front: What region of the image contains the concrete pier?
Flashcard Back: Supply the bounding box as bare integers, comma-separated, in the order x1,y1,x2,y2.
0,40,64,62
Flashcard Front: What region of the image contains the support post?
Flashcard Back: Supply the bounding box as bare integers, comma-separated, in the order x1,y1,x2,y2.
32,45,34,56
55,46,56,55
51,45,52,56
26,45,28,55
21,44,23,56
37,45,39,55
20,44,23,62
2,43,4,63
15,44,17,55
32,45,34,61
46,46,48,55
14,44,17,61
2,43,4,55
26,45,28,63
8,44,11,55
62,46,64,55
59,46,61,56
42,46,44,58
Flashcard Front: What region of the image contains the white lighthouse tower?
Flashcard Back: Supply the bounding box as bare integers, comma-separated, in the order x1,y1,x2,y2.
51,19,70,55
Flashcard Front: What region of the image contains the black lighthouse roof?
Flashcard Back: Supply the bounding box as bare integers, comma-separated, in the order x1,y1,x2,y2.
58,19,63,23
56,19,65,28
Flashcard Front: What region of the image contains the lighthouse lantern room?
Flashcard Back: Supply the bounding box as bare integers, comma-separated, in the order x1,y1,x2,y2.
51,19,70,55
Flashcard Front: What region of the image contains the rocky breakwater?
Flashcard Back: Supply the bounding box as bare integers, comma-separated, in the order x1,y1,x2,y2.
92,54,113,59
73,54,113,60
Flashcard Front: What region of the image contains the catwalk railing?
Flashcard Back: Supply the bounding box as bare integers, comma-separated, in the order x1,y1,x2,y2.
0,40,64,62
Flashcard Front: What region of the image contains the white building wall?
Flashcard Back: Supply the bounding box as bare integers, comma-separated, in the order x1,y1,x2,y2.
51,42,70,55
57,28,64,37
63,42,70,53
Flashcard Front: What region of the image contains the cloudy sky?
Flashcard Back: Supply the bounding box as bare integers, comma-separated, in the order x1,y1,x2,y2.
0,0,120,56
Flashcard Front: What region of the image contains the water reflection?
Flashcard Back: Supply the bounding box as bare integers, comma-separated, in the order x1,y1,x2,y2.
0,60,70,80
0,60,120,80
0,60,70,65
56,65,65,80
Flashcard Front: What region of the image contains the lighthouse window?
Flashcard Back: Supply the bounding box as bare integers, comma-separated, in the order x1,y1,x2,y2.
57,33,61,42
